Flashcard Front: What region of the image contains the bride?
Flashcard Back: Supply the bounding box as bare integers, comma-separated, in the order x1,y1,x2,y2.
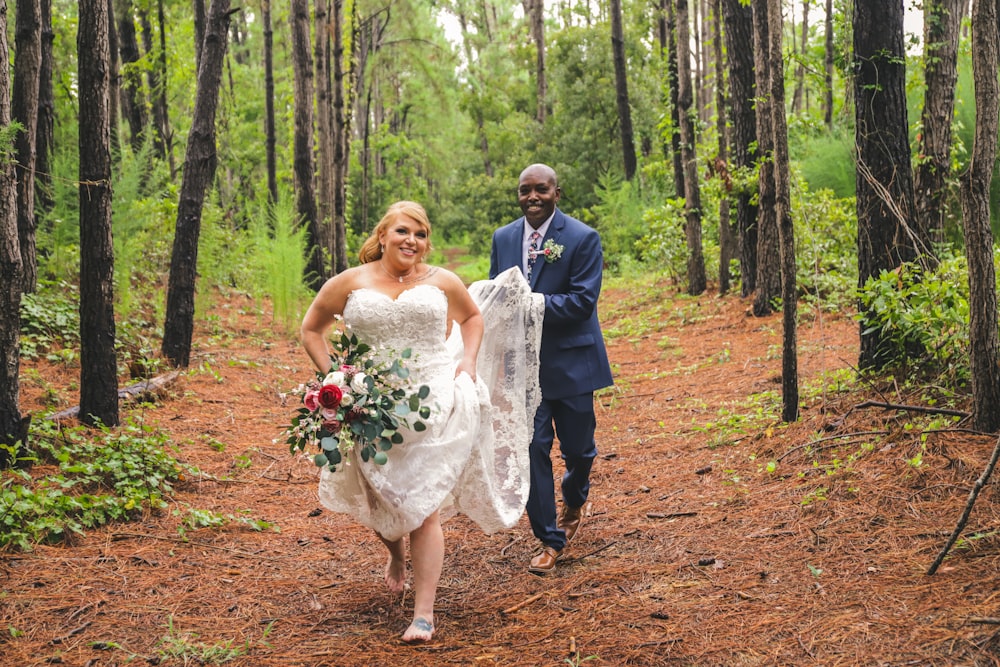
300,200,542,643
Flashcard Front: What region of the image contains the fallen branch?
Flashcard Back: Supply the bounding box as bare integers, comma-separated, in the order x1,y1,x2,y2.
853,400,969,419
967,617,1000,625
47,370,182,421
501,591,546,615
927,433,1000,575
777,431,889,462
647,511,697,519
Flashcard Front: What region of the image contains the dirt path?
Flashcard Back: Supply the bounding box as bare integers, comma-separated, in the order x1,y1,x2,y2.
6,283,1000,666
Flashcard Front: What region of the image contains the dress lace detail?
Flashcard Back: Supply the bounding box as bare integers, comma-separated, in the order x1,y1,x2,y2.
317,267,543,541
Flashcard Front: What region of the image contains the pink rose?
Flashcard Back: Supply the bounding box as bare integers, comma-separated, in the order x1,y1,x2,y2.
303,390,320,411
322,418,342,432
318,384,343,409
340,364,358,379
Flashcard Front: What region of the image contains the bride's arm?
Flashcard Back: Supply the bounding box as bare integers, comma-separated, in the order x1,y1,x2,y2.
301,272,354,374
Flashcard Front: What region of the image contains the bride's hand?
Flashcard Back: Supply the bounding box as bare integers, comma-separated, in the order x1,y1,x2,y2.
455,358,477,382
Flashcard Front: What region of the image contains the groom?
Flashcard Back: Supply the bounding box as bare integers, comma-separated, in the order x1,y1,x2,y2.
489,163,614,574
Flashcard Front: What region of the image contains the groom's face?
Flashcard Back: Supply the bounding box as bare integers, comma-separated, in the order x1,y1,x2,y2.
518,170,560,229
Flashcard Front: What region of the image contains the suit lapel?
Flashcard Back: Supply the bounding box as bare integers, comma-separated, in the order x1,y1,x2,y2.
529,210,564,288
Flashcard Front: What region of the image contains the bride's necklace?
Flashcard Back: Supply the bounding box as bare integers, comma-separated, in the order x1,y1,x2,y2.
378,259,424,284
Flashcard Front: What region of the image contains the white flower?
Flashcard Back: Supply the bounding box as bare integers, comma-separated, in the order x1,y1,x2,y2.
323,370,346,387
340,393,355,407
351,373,370,394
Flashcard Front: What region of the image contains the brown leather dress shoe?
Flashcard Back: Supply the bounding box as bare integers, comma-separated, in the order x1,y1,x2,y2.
528,546,562,574
558,505,584,543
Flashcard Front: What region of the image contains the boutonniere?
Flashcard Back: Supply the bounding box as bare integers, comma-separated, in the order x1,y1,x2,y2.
532,239,564,263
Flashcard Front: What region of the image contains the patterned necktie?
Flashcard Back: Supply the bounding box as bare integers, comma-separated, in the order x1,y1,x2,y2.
526,230,541,280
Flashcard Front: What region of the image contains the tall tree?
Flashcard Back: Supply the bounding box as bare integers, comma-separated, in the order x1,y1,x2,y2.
914,0,961,251
522,0,546,123
161,0,233,367
823,0,833,127
141,0,174,176
854,0,919,370
290,0,324,289
609,0,636,179
960,0,1000,432
12,0,41,294
262,0,277,204
676,0,706,295
116,0,148,154
791,0,809,114
315,0,334,258
752,0,780,316
78,0,119,427
723,0,758,298
765,0,798,422
0,0,27,467
712,0,735,295
331,0,349,273
665,0,684,198
35,0,53,215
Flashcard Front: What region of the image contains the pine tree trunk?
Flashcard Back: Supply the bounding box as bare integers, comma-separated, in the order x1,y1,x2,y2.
666,0,685,198
960,0,1000,432
854,0,919,370
0,0,27,467
752,0,780,316
115,0,148,155
12,0,41,294
315,0,334,258
791,0,809,114
824,0,833,127
263,0,278,203
610,0,637,180
78,0,119,427
34,0,54,216
723,0,758,297
522,0,547,124
290,0,324,289
676,0,707,295
332,0,349,273
713,0,735,295
914,0,961,251
161,0,232,368
766,0,798,422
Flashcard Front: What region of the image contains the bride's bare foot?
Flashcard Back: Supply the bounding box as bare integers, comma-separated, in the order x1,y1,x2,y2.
384,555,406,594
402,616,434,643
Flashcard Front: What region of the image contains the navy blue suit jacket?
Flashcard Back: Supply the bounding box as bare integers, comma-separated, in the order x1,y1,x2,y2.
490,209,614,400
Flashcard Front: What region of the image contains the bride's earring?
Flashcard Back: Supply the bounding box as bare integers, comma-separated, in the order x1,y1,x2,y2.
380,244,385,254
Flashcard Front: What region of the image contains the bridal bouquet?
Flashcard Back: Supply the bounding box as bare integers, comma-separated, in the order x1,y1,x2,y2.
282,330,431,472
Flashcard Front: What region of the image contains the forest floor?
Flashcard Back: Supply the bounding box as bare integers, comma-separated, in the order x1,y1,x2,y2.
6,275,1000,667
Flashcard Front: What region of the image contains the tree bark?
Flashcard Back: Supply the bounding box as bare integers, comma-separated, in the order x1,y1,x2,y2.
140,1,174,175
116,0,147,155
315,0,334,258
960,0,1000,432
290,0,324,289
522,0,547,124
12,0,41,294
263,0,277,204
331,0,349,273
0,0,27,467
914,0,961,252
666,0,685,197
791,0,809,114
610,0,637,180
723,0,758,297
854,0,919,370
824,0,833,127
78,0,119,427
34,0,53,215
712,0,735,295
161,0,232,368
752,0,780,316
676,0,706,295
766,0,798,422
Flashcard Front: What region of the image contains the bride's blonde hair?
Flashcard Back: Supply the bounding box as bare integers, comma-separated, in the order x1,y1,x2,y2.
358,201,434,264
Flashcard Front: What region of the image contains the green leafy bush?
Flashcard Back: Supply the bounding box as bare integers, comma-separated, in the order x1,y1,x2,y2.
0,419,191,551
19,282,81,359
856,252,973,380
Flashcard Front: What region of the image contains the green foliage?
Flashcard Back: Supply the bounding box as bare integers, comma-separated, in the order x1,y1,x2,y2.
19,282,81,359
857,252,973,380
791,180,858,311
245,194,312,333
791,125,856,198
0,418,191,551
154,616,273,665
635,197,688,284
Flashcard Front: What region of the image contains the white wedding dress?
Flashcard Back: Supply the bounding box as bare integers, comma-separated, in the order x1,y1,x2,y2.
317,267,544,542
